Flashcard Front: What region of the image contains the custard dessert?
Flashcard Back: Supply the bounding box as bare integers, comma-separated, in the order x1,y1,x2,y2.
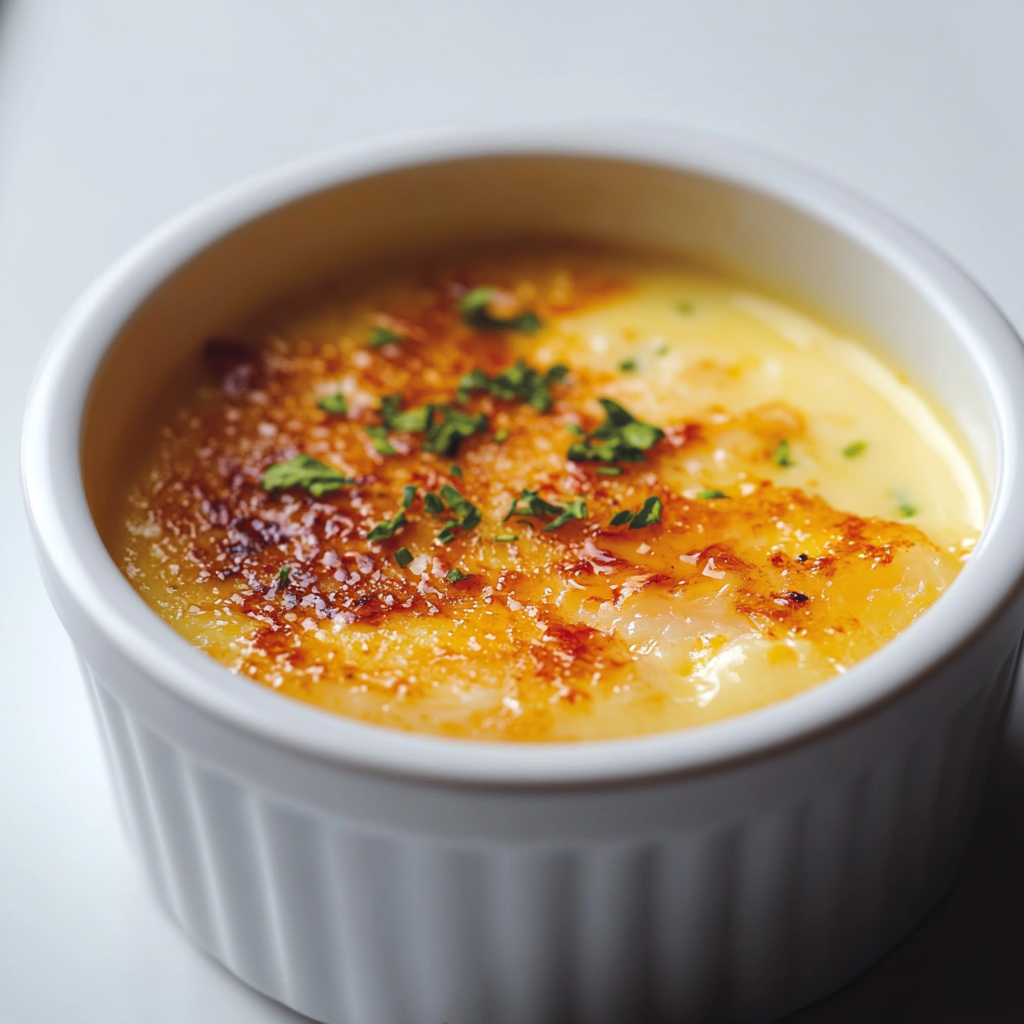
113,247,983,741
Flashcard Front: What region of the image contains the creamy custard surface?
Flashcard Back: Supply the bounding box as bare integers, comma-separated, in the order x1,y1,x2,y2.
114,248,983,741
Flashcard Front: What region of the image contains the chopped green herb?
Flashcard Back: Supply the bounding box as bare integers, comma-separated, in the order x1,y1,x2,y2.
630,496,663,529
503,489,587,531
317,393,348,415
401,485,417,509
430,485,482,543
365,425,397,456
618,359,638,372
262,454,354,497
459,287,542,333
380,394,434,434
494,534,519,542
493,428,509,444
368,326,402,348
899,502,918,518
843,441,867,459
457,359,567,413
450,465,463,478
677,300,694,315
597,466,623,476
367,507,407,542
566,423,584,436
423,405,488,457
394,547,413,567
609,496,663,529
276,565,291,590
696,489,728,500
655,342,670,356
774,439,794,467
567,398,664,464
446,568,473,584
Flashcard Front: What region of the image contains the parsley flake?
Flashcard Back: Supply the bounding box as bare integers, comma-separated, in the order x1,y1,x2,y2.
432,485,482,543
494,534,518,542
899,501,918,518
493,428,509,444
459,287,542,333
380,394,434,434
446,568,473,584
423,406,488,457
365,425,397,456
367,507,407,542
276,565,291,590
450,465,463,478
609,496,662,529
318,393,348,415
262,454,354,497
368,326,402,348
618,359,638,372
677,300,694,315
843,441,867,459
696,489,728,500
567,398,664,464
457,359,568,413
774,439,794,467
597,466,623,476
401,485,417,509
566,423,584,436
394,547,413,567
503,489,587,532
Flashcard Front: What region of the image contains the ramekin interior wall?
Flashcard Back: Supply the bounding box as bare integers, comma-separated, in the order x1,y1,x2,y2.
84,154,994,540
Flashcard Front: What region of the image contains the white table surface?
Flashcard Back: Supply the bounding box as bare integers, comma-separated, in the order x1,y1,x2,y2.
3,1,1024,1020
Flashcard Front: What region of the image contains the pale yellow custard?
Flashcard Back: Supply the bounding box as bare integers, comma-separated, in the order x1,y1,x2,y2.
114,247,983,741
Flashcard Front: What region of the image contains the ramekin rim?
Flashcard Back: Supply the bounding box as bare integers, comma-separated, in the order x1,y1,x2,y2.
21,120,1024,786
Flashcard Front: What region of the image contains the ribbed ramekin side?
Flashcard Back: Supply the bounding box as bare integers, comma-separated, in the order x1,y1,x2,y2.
81,657,1013,1024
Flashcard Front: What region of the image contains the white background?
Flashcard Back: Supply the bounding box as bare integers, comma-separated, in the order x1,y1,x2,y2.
3,1,1024,1020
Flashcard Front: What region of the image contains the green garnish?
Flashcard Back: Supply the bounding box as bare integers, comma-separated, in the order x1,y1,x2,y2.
493,428,509,444
597,466,623,476
318,393,348,415
401,485,417,509
365,425,397,456
655,342,670,356
394,547,413,567
457,359,568,413
696,489,728,500
609,496,663,529
494,534,518,542
459,287,542,333
262,454,354,497
899,502,918,518
367,506,407,541
566,423,584,436
450,465,463,478
677,300,694,315
368,326,402,348
503,489,587,532
843,441,867,458
618,359,638,372
567,398,664,464
380,394,434,434
276,565,291,590
423,406,488,457
446,568,473,584
434,485,482,543
774,439,794,467
423,491,445,515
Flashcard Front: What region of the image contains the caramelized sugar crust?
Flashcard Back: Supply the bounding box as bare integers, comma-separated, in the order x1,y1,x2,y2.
117,253,968,741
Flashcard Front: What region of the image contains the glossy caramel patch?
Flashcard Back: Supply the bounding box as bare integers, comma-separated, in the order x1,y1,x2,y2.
116,249,978,741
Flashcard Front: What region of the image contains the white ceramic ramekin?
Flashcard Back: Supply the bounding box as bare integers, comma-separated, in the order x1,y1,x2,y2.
22,125,1024,1023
